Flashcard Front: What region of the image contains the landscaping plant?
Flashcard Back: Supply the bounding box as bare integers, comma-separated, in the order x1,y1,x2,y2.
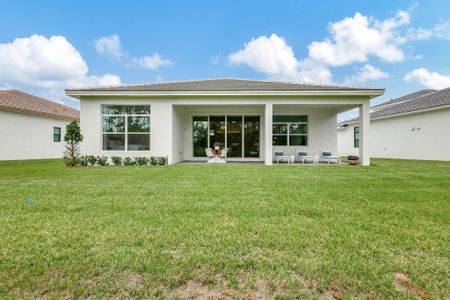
123,157,135,166
79,155,89,167
158,156,167,165
111,156,122,166
87,155,97,166
149,156,158,166
136,157,149,166
63,120,83,167
96,156,108,166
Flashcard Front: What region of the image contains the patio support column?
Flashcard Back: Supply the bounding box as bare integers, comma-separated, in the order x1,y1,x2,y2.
359,102,370,166
264,103,273,165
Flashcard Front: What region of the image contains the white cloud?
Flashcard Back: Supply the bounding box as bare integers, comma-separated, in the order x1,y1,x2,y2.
226,10,415,84
407,20,450,41
308,11,409,66
0,34,121,89
404,68,450,89
95,34,173,70
434,20,450,40
133,53,173,70
345,64,389,84
228,34,331,83
229,34,299,79
95,34,125,60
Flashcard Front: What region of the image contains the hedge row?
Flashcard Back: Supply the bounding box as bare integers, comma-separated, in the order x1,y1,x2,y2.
76,155,168,166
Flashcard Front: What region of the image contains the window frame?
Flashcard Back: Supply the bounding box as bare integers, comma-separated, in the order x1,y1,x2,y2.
272,116,308,146
101,105,151,151
354,126,360,148
53,127,61,142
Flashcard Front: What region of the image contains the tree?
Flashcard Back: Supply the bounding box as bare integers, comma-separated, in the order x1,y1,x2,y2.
64,120,83,166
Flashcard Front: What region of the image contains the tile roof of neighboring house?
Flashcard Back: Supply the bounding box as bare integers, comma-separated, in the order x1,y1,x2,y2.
65,78,384,92
372,89,436,108
0,90,79,120
340,87,450,124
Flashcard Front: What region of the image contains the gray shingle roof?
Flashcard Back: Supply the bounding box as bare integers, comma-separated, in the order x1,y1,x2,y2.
340,87,450,124
0,90,79,120
372,89,436,108
65,78,383,92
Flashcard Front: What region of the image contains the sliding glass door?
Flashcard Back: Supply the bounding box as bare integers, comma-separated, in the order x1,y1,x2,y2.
244,116,260,158
227,116,242,157
209,116,226,148
193,115,260,158
193,116,208,157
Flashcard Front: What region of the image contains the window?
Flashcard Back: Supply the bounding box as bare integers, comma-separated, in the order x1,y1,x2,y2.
272,115,308,146
102,105,150,151
354,126,359,148
53,127,61,142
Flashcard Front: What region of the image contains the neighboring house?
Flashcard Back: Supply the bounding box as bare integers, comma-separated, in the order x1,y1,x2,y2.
65,78,384,165
0,90,80,160
338,88,450,161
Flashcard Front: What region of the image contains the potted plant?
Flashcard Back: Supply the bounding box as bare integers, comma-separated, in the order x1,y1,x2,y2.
347,155,359,165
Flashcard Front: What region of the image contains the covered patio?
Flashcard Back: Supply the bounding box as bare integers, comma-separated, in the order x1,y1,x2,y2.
172,100,372,166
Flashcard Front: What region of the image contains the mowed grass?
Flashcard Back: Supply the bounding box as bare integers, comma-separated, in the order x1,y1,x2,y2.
0,159,448,299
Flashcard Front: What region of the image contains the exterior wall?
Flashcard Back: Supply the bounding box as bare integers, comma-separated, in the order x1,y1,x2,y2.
337,125,359,156
80,98,173,162
337,108,450,161
0,110,70,160
172,106,186,164
273,105,338,156
80,97,365,164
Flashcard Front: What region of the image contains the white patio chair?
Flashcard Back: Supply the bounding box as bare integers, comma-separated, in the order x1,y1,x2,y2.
205,148,215,159
273,151,289,164
218,148,228,159
319,151,341,164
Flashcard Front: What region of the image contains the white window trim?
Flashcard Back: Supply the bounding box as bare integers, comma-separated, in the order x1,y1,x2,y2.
101,106,151,151
272,121,308,146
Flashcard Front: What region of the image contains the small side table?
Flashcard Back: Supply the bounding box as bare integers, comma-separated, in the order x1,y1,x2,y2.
289,155,295,163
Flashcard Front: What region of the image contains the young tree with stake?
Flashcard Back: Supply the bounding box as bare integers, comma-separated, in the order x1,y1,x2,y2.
64,120,83,166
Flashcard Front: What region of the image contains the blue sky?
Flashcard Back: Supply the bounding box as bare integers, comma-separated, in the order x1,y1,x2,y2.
1,0,449,119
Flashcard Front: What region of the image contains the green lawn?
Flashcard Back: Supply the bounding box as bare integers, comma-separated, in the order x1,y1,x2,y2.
0,159,449,299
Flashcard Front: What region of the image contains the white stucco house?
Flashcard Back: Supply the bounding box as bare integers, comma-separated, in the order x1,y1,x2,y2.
338,88,450,161
65,79,384,165
0,90,80,160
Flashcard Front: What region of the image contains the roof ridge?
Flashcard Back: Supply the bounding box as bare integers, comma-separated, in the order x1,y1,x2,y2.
65,77,382,91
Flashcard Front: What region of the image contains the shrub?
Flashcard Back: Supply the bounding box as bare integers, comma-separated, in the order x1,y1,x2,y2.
79,155,89,167
64,156,79,167
111,156,122,166
123,157,135,166
97,156,108,166
136,157,149,166
149,156,158,166
87,155,97,166
158,156,167,166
